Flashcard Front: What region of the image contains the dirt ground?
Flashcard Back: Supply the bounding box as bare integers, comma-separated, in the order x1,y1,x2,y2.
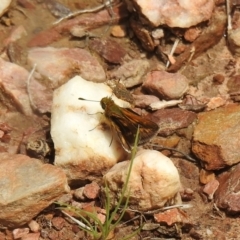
1,0,240,239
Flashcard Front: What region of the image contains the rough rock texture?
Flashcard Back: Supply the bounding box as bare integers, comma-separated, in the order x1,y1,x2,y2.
143,70,189,99
203,179,219,200
0,153,69,227
28,72,53,114
0,58,52,115
130,0,214,28
109,59,150,88
151,108,197,136
133,94,159,108
168,9,226,72
89,38,127,64
154,208,192,227
28,47,106,87
51,76,128,183
0,0,11,17
0,58,33,115
192,105,240,170
215,163,240,213
228,28,240,57
103,149,181,211
3,25,27,49
83,182,100,199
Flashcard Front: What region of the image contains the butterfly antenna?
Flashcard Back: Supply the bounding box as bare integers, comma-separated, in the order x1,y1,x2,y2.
78,97,99,102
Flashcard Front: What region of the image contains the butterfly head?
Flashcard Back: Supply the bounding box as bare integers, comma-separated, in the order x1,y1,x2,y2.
100,97,114,110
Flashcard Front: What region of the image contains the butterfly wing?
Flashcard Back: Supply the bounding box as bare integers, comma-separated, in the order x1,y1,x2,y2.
108,119,132,153
102,97,159,151
109,107,159,147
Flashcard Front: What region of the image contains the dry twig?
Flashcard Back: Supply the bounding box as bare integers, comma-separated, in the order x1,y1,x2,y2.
53,0,118,25
166,38,180,68
27,64,38,111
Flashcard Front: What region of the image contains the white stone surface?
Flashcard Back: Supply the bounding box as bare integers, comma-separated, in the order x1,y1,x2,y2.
51,76,129,182
0,0,11,17
103,149,181,211
130,0,214,28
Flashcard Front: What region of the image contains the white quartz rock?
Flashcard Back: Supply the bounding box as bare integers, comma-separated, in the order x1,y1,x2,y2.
51,76,128,182
130,0,214,28
103,149,181,211
0,0,11,17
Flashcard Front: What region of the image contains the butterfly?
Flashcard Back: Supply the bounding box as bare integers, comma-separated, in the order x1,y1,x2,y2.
79,96,159,153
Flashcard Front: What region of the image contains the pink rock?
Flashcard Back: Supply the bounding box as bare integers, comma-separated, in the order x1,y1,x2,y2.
109,59,150,88
215,163,240,213
28,72,53,113
12,228,29,239
89,38,127,64
178,94,206,112
143,70,189,100
83,182,100,199
0,231,5,240
151,108,197,136
73,187,86,201
154,208,191,226
0,130,4,138
46,229,58,240
81,205,106,224
206,96,227,110
130,0,214,28
97,212,106,224
184,27,202,42
0,58,33,115
3,25,27,47
28,220,40,233
228,74,240,94
16,0,36,10
199,169,215,185
0,57,52,114
28,47,106,86
0,153,69,227
133,94,159,108
56,193,73,203
21,233,40,240
52,217,65,230
228,28,240,56
203,179,219,200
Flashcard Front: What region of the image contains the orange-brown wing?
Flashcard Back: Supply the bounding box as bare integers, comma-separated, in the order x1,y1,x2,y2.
109,107,159,147
108,120,132,153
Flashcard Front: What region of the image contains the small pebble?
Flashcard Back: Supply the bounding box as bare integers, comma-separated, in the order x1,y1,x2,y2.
28,220,40,233
21,233,40,240
151,28,164,39
73,187,86,201
57,193,73,203
213,74,225,84
52,217,65,230
72,225,80,234
83,182,100,199
111,25,127,37
12,228,29,239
